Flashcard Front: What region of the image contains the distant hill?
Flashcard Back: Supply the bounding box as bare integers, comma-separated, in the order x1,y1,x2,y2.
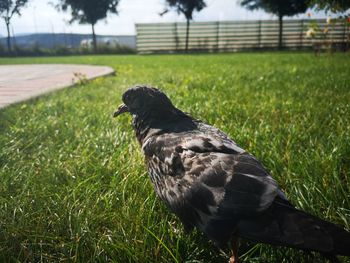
0,33,136,49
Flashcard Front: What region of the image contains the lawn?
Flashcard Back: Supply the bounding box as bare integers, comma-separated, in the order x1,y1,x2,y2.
0,52,350,262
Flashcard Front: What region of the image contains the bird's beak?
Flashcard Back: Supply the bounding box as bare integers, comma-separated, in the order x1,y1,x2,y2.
113,103,129,117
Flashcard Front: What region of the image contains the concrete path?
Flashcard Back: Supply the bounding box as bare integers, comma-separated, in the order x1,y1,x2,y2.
0,64,115,109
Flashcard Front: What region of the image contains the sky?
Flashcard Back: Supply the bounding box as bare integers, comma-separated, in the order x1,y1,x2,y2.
0,0,329,37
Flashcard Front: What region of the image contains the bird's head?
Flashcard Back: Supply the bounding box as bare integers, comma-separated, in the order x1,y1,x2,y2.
113,85,176,118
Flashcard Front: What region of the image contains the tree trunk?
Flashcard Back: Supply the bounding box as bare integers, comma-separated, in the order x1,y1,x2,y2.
5,19,11,53
185,19,190,53
278,14,283,50
91,23,97,53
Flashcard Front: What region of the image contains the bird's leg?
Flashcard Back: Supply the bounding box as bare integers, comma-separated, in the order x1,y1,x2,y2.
229,237,240,263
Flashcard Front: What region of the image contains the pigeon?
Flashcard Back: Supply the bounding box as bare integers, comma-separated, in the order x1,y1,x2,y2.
113,85,350,262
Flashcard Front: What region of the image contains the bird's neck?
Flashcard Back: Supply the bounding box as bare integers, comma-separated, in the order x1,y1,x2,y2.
132,109,195,145
132,115,153,144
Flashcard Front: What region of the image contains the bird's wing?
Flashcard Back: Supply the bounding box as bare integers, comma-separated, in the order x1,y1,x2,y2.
142,128,282,241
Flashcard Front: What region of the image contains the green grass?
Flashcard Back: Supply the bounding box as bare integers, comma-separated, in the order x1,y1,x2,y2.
0,52,350,262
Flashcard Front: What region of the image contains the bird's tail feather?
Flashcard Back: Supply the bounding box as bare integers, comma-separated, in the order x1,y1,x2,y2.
237,201,350,256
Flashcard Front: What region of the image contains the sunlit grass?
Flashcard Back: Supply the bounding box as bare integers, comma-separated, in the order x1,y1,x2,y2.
0,52,350,262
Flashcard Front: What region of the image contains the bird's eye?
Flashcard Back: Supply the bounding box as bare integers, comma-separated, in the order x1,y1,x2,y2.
123,93,132,104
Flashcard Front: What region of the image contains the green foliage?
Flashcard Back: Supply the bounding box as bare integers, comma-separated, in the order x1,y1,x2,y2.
58,0,119,25
0,43,135,57
0,0,29,51
240,0,308,17
309,0,350,13
165,0,206,20
0,53,350,262
0,42,5,53
0,0,28,18
305,17,350,53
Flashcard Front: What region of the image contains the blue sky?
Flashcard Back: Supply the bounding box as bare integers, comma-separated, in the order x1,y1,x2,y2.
1,0,328,36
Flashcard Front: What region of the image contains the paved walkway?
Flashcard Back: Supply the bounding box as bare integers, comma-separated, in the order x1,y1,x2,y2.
0,64,115,109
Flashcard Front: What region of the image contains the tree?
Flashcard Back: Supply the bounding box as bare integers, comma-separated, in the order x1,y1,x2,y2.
57,0,119,53
0,0,29,52
240,0,308,49
163,0,206,52
309,0,350,13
